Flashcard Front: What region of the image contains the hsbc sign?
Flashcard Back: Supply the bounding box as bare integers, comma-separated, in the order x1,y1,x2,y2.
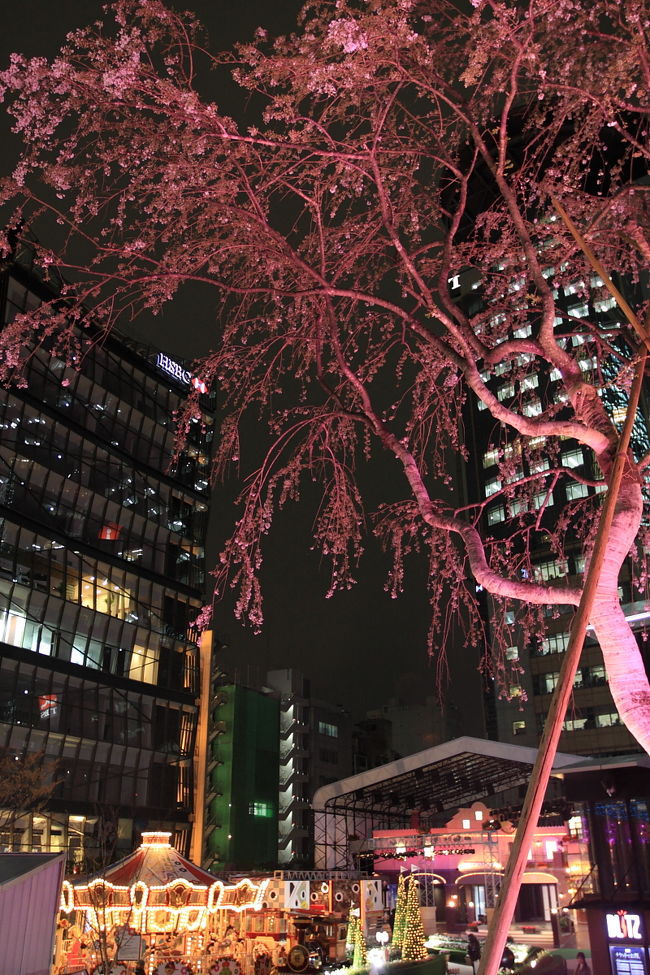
156,353,207,394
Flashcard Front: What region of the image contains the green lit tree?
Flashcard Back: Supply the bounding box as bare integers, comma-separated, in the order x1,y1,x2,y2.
352,924,367,971
402,877,428,962
391,871,408,956
346,907,359,959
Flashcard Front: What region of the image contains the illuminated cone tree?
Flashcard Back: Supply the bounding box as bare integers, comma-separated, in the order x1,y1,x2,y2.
352,924,368,971
346,908,359,959
391,872,408,956
402,877,427,962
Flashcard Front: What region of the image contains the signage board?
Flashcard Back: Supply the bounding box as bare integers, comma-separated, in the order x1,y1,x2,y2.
609,945,648,975
606,911,643,941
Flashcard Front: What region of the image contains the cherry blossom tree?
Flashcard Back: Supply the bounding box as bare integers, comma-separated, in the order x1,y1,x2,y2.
1,0,649,748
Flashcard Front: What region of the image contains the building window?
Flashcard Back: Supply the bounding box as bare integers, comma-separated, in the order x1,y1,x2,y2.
532,490,554,509
505,646,519,661
497,384,515,402
523,399,542,416
512,720,526,736
562,448,584,468
566,482,589,500
568,303,589,318
540,632,570,655
318,721,338,738
595,712,621,727
533,559,569,582
564,280,585,297
487,504,506,525
249,801,274,817
485,478,502,498
537,672,560,694
483,448,500,468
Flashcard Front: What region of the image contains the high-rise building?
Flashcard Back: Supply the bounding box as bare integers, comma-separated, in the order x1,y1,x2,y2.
0,239,214,865
457,255,650,758
209,660,355,868
265,668,353,866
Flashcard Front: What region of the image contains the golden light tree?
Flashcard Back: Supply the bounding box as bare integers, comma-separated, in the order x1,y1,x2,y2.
352,923,368,971
391,871,408,956
402,877,428,963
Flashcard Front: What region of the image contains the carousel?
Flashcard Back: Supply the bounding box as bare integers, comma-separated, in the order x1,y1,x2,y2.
58,832,269,975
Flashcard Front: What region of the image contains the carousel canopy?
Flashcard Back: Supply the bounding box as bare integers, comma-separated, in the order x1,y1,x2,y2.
101,832,219,888
61,833,268,934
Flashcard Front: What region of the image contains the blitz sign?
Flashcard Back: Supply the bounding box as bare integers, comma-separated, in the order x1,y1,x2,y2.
606,911,642,941
156,353,207,394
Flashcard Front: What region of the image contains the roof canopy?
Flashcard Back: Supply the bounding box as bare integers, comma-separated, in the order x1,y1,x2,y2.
313,737,590,868
314,737,583,823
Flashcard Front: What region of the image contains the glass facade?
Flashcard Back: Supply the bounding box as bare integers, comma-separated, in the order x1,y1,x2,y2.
0,245,214,867
459,253,650,757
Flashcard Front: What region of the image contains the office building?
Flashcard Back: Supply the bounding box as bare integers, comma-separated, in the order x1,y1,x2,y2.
0,239,214,865
457,253,650,757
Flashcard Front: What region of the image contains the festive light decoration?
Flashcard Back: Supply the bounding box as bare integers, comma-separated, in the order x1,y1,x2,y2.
351,924,367,971
60,833,269,934
391,872,407,954
401,877,427,962
346,906,359,958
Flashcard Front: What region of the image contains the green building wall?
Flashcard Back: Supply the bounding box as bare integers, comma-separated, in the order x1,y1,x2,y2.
207,684,280,871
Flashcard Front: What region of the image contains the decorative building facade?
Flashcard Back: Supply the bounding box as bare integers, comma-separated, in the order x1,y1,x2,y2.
0,240,214,865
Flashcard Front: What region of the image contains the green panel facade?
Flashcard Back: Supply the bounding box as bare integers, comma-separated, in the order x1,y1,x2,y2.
207,683,279,871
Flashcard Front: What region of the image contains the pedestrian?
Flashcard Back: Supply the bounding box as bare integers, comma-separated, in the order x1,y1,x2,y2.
467,933,481,974
500,942,515,970
575,951,591,975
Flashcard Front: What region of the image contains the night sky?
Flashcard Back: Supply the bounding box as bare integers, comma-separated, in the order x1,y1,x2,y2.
1,1,477,722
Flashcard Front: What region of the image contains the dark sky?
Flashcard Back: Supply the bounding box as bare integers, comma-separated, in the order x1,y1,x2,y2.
1,0,478,722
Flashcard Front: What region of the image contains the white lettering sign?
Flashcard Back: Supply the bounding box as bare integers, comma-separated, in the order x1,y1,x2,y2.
606,911,642,941
156,353,207,393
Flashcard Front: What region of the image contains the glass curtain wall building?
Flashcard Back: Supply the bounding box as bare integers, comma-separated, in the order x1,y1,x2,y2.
0,241,214,867
458,249,650,758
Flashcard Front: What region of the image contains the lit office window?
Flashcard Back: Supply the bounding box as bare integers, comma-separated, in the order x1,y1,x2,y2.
318,721,338,738
487,505,506,525
561,448,584,468
566,482,589,500
249,802,274,817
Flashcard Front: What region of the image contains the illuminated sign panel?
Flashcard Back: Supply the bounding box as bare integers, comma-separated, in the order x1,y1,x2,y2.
39,694,58,718
156,353,207,393
609,945,647,975
606,912,643,941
